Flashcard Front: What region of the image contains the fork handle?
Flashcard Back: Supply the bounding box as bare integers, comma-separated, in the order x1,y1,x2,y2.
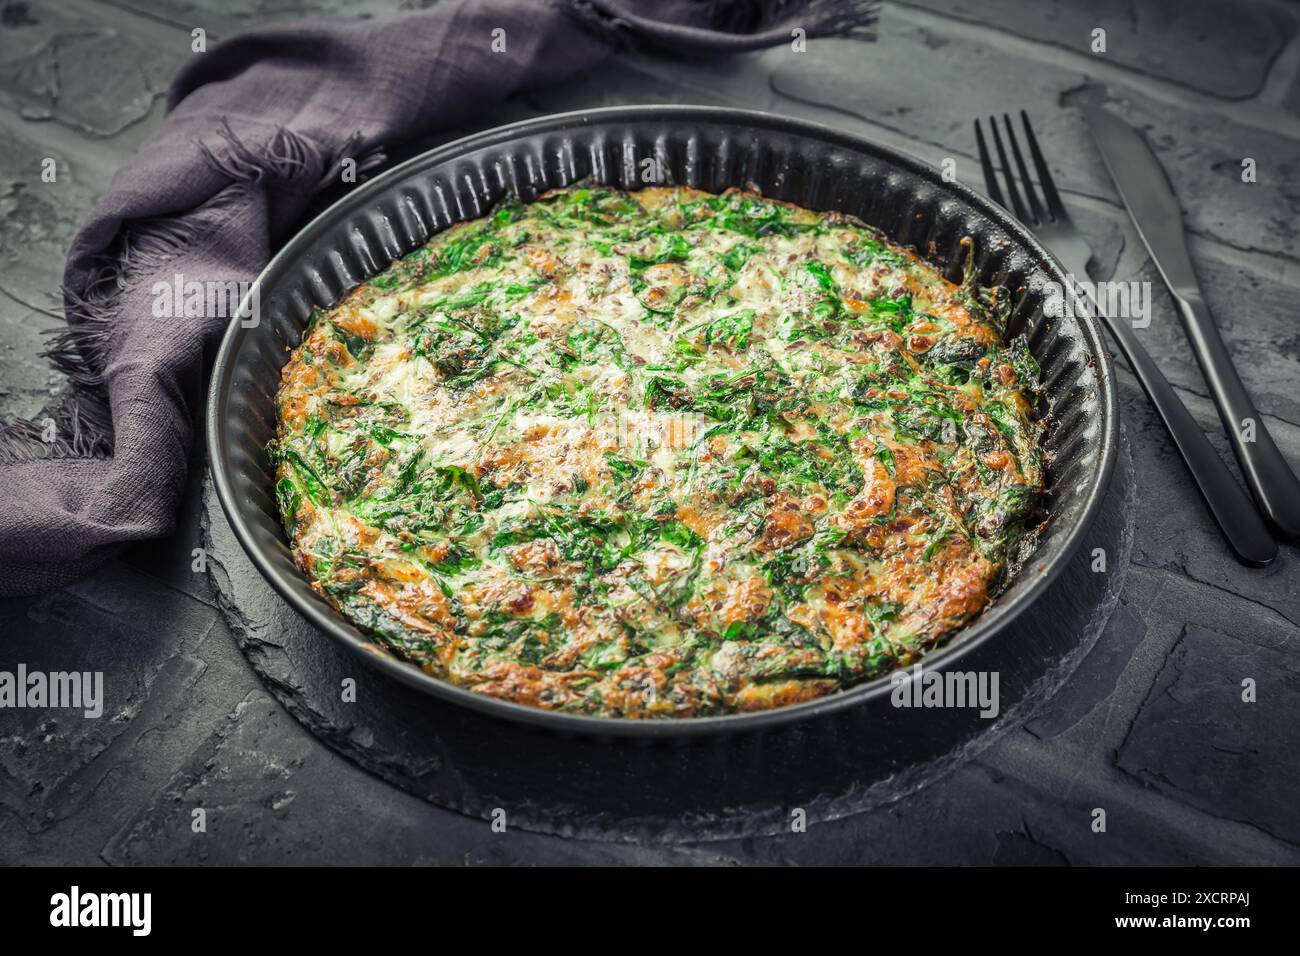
1172,292,1300,538
1084,288,1277,565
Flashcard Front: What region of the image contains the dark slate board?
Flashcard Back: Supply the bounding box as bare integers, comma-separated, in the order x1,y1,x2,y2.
201,431,1134,842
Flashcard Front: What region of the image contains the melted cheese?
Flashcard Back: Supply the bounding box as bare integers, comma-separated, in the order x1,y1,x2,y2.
272,186,1046,718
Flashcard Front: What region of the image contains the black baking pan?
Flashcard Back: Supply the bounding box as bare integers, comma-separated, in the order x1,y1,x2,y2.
207,105,1118,739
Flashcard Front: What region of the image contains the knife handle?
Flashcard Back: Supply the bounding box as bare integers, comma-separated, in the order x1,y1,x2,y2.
1091,300,1276,565
1173,293,1300,538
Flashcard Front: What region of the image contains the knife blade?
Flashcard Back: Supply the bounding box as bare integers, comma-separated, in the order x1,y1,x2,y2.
1084,106,1300,538
1082,108,1198,293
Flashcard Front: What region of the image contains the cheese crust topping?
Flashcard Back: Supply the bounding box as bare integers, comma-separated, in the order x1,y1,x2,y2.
272,186,1046,718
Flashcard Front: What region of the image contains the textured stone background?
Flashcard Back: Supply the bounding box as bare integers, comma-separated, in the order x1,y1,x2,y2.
1,0,1298,865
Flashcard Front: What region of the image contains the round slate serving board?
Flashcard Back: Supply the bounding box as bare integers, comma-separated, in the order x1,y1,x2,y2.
201,430,1134,842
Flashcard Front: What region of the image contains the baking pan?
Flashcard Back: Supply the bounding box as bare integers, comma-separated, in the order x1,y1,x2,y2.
208,106,1118,738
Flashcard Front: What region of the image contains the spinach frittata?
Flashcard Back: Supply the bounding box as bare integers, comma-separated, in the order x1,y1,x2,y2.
272,185,1046,717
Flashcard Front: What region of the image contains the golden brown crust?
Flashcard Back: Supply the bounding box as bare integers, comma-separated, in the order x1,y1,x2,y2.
270,185,1046,718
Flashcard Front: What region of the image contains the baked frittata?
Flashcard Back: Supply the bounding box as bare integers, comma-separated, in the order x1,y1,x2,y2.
271,185,1046,717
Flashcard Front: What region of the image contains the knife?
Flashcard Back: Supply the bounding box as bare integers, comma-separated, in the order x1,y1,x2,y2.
1084,106,1300,539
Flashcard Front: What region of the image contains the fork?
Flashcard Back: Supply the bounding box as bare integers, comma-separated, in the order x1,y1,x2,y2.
974,112,1276,566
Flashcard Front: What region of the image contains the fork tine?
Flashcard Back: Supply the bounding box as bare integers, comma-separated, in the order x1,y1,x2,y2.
1019,110,1066,220
987,115,1030,223
1002,113,1045,224
973,119,1005,208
